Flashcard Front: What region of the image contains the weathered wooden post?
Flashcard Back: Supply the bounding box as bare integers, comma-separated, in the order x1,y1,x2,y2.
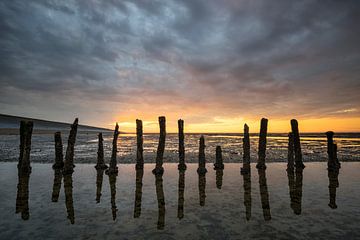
136,119,144,170
287,132,294,171
178,119,186,170
63,118,78,174
18,121,33,173
95,133,108,170
291,119,305,169
256,118,268,170
133,168,144,218
106,123,119,175
214,146,224,189
258,169,271,221
241,124,251,174
293,168,303,215
53,132,64,169
326,131,341,170
95,169,105,203
15,169,31,220
153,116,166,175
197,136,207,206
63,173,75,224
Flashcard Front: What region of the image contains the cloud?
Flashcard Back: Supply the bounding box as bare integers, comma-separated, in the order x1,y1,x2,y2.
0,0,359,128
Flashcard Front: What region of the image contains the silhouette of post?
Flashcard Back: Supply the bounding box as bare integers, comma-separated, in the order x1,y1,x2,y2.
133,168,144,218
177,169,185,219
292,168,303,215
241,124,251,174
53,132,64,169
18,121,33,173
106,123,119,175
214,146,224,189
51,169,62,202
287,132,294,171
95,169,105,203
326,131,341,170
291,119,305,169
95,133,108,170
136,119,144,170
178,119,187,171
63,118,78,174
256,118,268,170
153,116,166,175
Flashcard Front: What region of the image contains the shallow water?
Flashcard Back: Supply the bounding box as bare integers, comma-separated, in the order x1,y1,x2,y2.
0,162,359,239
0,133,360,163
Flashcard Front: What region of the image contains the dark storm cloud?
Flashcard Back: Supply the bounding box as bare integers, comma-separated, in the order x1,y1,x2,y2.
0,0,359,125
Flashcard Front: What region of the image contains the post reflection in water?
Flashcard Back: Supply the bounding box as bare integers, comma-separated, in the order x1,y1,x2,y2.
95,169,105,203
258,169,271,221
242,171,251,221
328,169,340,209
133,168,144,218
198,173,206,206
108,174,118,221
287,168,304,215
15,169,31,220
52,169,62,202
63,172,75,224
177,170,185,219
155,173,165,230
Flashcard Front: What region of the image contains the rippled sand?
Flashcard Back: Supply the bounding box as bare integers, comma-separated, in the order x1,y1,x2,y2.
0,162,359,239
1,133,360,163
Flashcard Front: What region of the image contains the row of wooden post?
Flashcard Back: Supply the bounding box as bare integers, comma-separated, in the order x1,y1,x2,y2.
17,117,342,176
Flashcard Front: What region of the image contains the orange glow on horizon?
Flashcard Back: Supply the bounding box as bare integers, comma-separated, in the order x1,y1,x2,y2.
106,116,360,133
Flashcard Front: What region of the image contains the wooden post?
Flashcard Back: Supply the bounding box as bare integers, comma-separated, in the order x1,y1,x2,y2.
287,132,294,171
153,116,166,175
63,118,78,174
15,169,31,220
256,118,268,170
133,168,144,218
53,132,64,169
106,123,119,175
197,136,207,174
326,131,341,170
136,119,144,170
291,119,305,169
241,124,251,174
178,119,186,171
293,168,303,215
18,121,33,173
95,133,108,170
214,146,224,189
328,168,339,209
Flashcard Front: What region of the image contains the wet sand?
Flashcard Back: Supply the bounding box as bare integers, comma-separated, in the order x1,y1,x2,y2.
0,162,359,239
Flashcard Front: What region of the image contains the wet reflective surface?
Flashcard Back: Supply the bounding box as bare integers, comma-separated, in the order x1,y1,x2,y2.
1,162,360,239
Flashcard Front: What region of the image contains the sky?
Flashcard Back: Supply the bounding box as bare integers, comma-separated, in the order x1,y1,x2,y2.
0,0,359,133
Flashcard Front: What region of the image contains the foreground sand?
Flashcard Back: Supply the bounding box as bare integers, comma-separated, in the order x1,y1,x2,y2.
0,162,359,239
